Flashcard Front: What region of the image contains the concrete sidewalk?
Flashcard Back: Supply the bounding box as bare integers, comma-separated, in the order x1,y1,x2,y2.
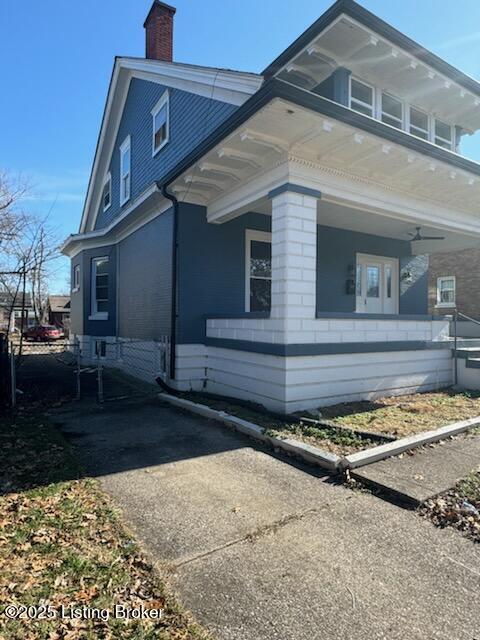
352,433,480,506
54,397,480,640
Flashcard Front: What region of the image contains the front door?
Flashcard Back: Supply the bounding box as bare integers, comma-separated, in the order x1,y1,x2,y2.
356,254,399,314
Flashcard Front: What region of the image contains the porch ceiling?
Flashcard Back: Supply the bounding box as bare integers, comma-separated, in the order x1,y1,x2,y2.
170,97,480,220
234,195,480,255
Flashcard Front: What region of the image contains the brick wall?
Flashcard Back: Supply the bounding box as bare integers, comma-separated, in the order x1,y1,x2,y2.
428,247,480,317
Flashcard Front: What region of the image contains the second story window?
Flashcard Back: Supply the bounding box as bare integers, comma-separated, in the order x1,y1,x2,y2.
102,173,111,212
120,136,131,205
350,78,374,117
152,91,169,156
409,106,429,141
381,92,403,130
434,119,453,150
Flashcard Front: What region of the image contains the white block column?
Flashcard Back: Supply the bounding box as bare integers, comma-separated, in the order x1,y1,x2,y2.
268,185,321,342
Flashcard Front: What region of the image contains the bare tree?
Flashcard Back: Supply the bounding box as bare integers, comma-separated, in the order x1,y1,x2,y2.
0,171,61,345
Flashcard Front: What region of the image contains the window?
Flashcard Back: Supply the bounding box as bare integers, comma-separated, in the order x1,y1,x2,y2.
102,173,111,211
436,276,455,307
381,92,403,129
152,91,169,156
435,119,453,150
91,257,109,319
350,78,374,117
120,136,131,205
246,230,271,312
409,106,430,141
72,264,80,293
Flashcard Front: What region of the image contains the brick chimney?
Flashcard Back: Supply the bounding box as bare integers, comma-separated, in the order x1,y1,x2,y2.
144,1,176,62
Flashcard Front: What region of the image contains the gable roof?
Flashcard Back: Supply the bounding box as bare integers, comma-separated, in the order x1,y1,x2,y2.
262,0,480,98
79,57,263,234
48,296,71,313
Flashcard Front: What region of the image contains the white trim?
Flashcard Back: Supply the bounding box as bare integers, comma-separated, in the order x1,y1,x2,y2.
79,58,262,233
119,135,131,206
348,75,455,150
102,172,112,212
152,90,170,157
62,186,170,258
72,264,80,293
436,275,456,307
91,256,109,319
245,229,272,312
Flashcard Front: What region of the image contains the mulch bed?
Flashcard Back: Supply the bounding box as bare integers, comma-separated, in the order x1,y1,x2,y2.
419,471,480,543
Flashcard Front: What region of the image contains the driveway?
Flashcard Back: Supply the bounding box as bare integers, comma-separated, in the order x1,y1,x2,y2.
54,396,480,640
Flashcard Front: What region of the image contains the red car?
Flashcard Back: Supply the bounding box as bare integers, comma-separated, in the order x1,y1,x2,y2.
23,325,62,342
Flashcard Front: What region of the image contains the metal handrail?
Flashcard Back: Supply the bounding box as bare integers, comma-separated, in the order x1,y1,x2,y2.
453,309,480,386
457,310,480,327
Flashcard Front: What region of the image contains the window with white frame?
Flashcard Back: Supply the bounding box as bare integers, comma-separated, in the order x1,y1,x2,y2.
72,264,80,293
120,136,131,205
349,78,374,117
434,119,453,150
381,92,403,129
152,91,169,156
246,230,271,312
102,172,111,211
91,257,109,318
409,106,430,141
436,276,455,306
347,77,457,151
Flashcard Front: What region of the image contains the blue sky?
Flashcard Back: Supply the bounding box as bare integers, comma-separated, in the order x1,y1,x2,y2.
2,0,480,291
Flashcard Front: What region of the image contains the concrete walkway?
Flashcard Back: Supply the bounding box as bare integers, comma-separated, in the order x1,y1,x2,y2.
352,433,480,506
54,397,480,640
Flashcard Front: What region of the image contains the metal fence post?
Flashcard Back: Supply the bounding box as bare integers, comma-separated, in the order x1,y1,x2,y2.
75,338,81,400
454,308,458,386
97,355,104,404
10,342,16,409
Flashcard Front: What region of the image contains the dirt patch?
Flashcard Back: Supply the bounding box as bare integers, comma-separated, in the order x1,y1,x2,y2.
419,470,480,543
318,389,480,438
177,391,377,456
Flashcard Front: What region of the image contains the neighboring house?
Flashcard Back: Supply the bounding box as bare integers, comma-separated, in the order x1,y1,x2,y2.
45,295,71,332
0,292,35,334
428,248,480,335
62,0,480,413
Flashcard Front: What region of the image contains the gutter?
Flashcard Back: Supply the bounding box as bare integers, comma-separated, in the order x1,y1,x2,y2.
159,182,179,380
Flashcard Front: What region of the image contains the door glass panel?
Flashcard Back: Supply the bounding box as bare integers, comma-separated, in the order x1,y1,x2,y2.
386,266,392,298
356,265,362,296
366,266,380,298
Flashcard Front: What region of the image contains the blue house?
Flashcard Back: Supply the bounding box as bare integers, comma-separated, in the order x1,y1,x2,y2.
62,0,480,413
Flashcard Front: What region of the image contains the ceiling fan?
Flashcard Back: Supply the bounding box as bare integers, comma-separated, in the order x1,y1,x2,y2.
407,226,445,242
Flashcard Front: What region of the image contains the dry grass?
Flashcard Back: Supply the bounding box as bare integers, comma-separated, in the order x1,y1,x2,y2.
321,389,480,437
0,413,210,640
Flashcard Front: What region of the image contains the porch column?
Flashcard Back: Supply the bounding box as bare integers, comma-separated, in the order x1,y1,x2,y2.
268,184,321,336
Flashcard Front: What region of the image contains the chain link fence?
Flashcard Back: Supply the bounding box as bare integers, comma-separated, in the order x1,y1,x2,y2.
5,336,169,408
82,337,170,403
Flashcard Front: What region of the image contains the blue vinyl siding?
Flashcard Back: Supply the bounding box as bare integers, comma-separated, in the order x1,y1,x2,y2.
95,78,237,230
176,208,428,344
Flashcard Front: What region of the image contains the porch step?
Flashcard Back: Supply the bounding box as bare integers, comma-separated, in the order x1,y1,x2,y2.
466,358,480,369
455,347,480,359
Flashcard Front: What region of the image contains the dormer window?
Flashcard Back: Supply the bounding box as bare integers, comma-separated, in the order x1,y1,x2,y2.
434,119,453,150
409,106,429,141
350,78,374,117
381,93,403,130
152,90,169,156
102,173,111,212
